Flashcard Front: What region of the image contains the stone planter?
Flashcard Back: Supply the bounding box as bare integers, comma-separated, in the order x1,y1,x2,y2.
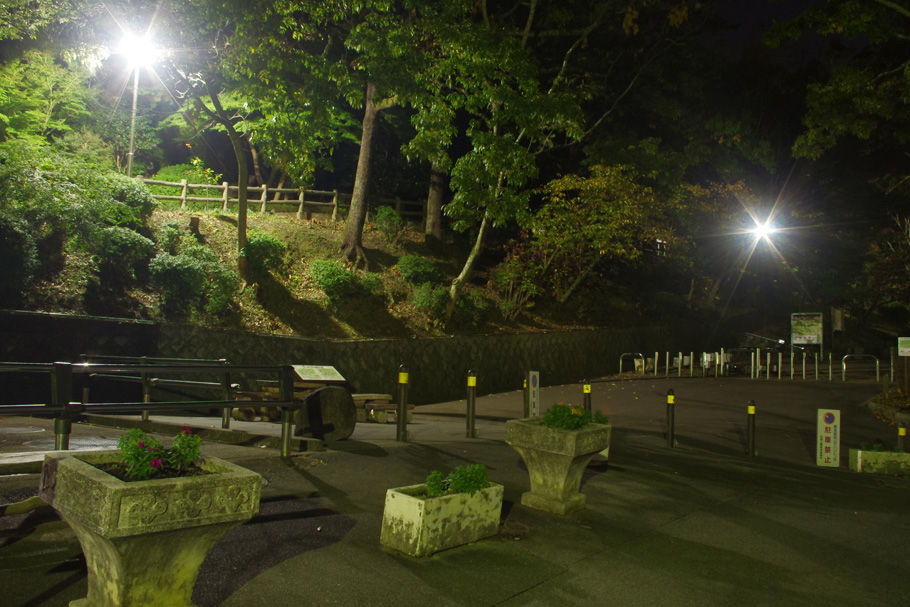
505,418,612,515
39,450,261,607
849,448,910,476
379,482,503,557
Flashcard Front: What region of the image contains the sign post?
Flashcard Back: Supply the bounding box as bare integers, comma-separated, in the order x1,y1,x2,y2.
816,409,841,467
527,371,540,417
899,337,910,394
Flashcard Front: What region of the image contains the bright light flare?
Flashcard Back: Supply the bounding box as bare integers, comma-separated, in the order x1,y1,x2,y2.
118,31,159,68
749,220,778,242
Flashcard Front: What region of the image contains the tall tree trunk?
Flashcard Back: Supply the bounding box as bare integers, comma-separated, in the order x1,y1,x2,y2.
445,213,490,323
340,82,379,268
249,141,265,187
425,163,446,243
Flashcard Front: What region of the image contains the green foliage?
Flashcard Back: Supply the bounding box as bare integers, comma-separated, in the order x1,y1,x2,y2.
411,282,449,317
397,255,442,285
492,240,542,321
451,288,490,328
93,226,155,284
424,464,489,498
0,216,38,305
240,230,287,275
156,221,184,255
373,206,404,246
149,253,207,317
541,403,609,430
116,426,202,481
309,260,364,303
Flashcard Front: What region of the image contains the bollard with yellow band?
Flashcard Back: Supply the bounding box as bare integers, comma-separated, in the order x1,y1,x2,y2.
396,364,409,442
466,370,477,438
747,400,757,457
899,427,907,453
666,388,676,448
583,380,592,414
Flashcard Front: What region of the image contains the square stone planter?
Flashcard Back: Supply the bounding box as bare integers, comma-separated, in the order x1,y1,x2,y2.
505,418,612,515
39,449,262,607
849,448,910,476
379,482,504,557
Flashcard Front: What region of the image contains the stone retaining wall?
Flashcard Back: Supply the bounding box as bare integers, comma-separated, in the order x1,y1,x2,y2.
1,310,675,404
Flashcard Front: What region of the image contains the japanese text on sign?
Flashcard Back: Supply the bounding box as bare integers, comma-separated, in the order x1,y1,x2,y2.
816,409,840,467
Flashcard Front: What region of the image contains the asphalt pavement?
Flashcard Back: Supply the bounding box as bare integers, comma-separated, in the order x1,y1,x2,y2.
1,376,908,606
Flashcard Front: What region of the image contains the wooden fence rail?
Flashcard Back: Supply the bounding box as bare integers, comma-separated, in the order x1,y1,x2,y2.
141,178,424,223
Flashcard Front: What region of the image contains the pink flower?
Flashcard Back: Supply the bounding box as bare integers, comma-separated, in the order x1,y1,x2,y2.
182,426,191,436
137,442,144,449
150,458,162,468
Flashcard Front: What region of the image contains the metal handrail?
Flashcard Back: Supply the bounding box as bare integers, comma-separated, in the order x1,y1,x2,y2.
0,362,305,456
841,354,880,382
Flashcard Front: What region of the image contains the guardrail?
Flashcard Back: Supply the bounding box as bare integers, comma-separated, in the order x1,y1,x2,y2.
0,362,305,457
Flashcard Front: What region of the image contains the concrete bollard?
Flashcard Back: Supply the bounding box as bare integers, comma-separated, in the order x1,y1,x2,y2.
583,380,592,414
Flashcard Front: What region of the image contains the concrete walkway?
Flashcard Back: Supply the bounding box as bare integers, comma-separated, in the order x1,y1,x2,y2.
1,377,908,606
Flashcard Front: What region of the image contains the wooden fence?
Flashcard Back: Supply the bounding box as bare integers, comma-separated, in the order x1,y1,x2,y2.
140,179,424,222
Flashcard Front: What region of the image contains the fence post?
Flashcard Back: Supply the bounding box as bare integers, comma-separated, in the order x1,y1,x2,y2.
666,389,676,448
221,181,229,211
279,365,295,457
654,352,659,377
331,190,339,222
466,370,477,438
778,352,782,380
747,401,757,457
51,362,73,450
397,364,409,442
665,351,670,377
583,380,592,414
180,178,188,209
297,188,306,220
259,183,268,213
140,355,150,422
689,351,694,377
221,371,233,429
678,351,683,377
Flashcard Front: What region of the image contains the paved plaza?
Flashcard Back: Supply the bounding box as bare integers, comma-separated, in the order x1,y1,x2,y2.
1,377,908,606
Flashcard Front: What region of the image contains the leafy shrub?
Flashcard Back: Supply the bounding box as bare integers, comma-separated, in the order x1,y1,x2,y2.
361,272,384,295
156,221,184,255
412,282,449,317
181,244,241,317
452,288,490,327
116,426,202,481
373,206,404,245
93,226,155,283
240,230,287,275
541,403,609,430
425,464,489,497
149,253,207,317
309,260,363,303
492,253,540,321
101,173,157,224
397,255,442,285
0,216,38,305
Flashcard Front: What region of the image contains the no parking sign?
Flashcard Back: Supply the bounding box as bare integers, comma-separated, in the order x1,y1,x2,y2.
816,409,840,467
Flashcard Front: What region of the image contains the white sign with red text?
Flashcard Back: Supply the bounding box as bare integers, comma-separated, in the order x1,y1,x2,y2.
816,409,841,467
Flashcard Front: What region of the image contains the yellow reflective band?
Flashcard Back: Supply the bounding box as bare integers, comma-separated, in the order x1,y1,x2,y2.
748,405,756,415
467,376,477,387
900,428,907,437
583,384,591,394
667,395,675,404
398,372,409,384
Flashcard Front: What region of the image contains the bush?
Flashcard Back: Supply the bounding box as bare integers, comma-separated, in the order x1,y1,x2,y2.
0,216,38,305
240,230,287,275
452,288,490,327
156,221,184,255
541,403,609,430
149,253,207,317
94,226,155,283
309,260,363,303
425,464,490,497
181,245,241,317
101,173,157,224
373,206,404,245
397,255,442,285
412,282,449,317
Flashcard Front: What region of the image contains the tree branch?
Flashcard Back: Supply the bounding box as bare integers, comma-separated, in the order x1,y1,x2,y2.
874,0,910,20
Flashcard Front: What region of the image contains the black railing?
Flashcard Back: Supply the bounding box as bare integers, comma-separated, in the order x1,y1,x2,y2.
0,362,303,456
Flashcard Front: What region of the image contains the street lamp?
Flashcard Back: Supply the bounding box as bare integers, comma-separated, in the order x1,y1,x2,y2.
118,32,158,177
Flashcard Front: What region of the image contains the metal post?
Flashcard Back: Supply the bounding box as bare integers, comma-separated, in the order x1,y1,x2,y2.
522,377,529,418
828,352,833,381
52,362,73,450
875,359,880,383
665,351,670,377
140,356,150,422
654,352,659,377
755,348,760,378
802,351,806,380
814,352,819,381
221,371,233,429
666,389,676,448
720,347,725,376
778,352,782,380
689,351,695,377
702,352,707,377
750,351,755,379
466,370,477,438
279,365,295,457
899,427,906,453
678,351,683,377
766,352,770,380
791,352,795,380
583,380,592,414
747,401,756,457
397,364,409,442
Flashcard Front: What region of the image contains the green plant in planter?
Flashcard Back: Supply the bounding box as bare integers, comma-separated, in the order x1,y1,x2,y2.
116,426,202,480
425,463,489,497
542,402,609,430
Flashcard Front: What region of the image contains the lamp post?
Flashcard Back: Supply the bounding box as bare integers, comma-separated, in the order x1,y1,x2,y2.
118,32,157,178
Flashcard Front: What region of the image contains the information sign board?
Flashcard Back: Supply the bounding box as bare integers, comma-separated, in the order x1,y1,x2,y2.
899,337,910,357
792,313,824,345
528,371,540,417
291,365,347,384
816,409,840,467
